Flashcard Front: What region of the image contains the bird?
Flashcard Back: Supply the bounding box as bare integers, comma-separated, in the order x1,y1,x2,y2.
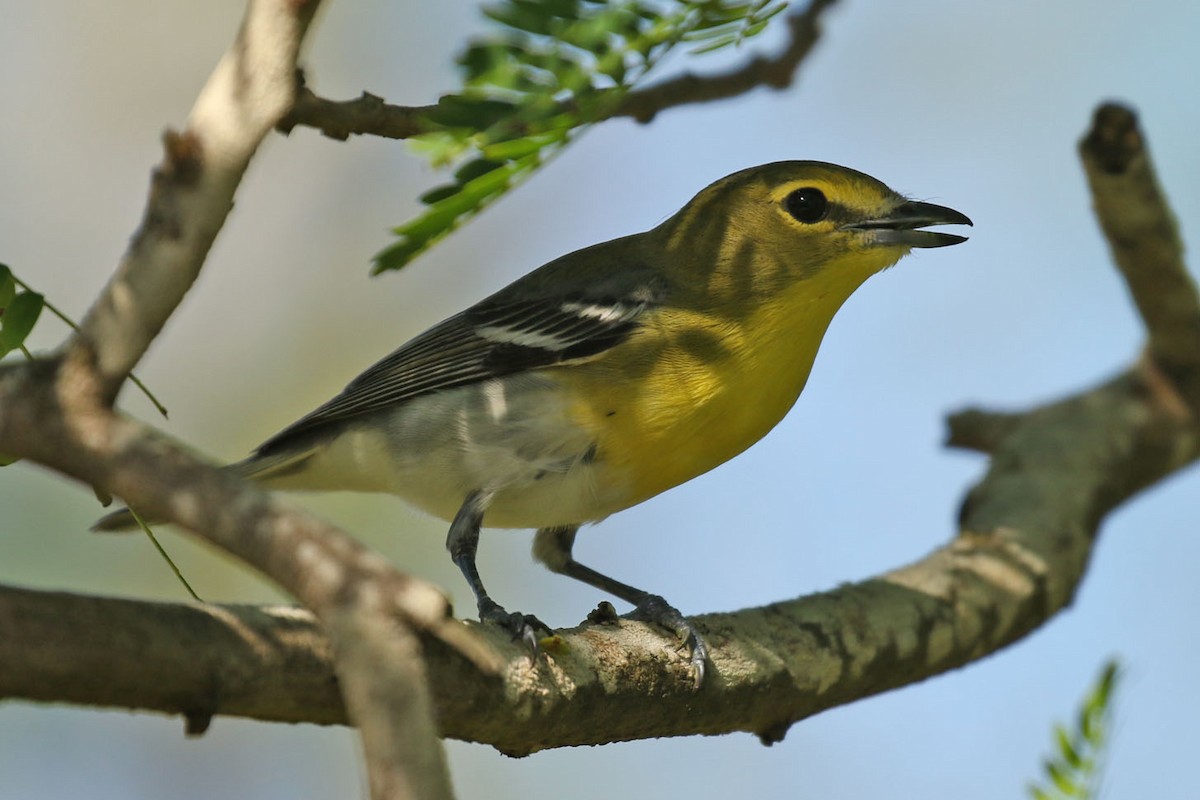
95,161,971,687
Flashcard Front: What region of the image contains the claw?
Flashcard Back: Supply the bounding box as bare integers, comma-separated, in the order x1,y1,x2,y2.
478,599,552,655
625,594,709,688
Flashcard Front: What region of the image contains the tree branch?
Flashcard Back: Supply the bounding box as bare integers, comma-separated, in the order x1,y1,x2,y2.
0,2,467,797
1079,102,1200,403
5,335,1197,754
277,1,837,140
74,0,321,403
0,586,344,729
9,102,1200,749
5,0,1197,782
278,87,437,141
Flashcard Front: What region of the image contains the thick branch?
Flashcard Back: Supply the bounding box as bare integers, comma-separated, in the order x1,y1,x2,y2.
7,101,1197,756
278,2,836,140
5,354,1197,753
74,0,321,404
0,2,461,797
0,359,474,795
0,587,343,729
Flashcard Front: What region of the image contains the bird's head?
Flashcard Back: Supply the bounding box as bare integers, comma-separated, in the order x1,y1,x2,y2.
659,161,971,299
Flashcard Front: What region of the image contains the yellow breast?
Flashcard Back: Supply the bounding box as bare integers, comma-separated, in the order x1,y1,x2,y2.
560,274,859,512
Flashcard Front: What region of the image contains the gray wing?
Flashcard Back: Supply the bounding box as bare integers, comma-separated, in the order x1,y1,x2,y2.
254,276,662,455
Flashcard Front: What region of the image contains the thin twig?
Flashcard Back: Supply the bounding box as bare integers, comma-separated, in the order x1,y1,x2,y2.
278,87,437,141
616,0,836,123
130,507,203,602
278,2,838,140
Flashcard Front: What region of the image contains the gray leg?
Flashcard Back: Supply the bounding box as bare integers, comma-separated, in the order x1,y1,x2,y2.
447,491,549,651
533,526,709,687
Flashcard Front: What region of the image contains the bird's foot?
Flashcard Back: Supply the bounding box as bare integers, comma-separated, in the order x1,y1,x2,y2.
625,594,709,689
478,598,553,654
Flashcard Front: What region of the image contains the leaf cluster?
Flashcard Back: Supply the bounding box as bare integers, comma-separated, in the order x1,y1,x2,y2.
1028,659,1121,800
374,0,793,272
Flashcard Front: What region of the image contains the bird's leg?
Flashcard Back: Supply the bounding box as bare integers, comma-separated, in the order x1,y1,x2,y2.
533,526,709,687
447,490,550,651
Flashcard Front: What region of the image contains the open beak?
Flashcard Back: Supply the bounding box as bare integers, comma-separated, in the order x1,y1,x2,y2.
847,200,973,248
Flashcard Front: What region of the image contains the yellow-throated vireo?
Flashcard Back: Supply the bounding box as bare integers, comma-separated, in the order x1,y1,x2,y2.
96,161,971,686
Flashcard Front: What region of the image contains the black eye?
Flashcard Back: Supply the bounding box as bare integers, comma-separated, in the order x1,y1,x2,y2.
784,187,828,224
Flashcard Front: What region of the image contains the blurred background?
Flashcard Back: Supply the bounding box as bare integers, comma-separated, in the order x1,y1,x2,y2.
2,1,1198,797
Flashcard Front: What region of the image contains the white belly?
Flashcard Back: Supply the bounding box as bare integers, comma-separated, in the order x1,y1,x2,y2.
255,373,628,528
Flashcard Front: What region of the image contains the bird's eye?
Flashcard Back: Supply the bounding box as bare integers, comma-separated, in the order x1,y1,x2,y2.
784,187,828,224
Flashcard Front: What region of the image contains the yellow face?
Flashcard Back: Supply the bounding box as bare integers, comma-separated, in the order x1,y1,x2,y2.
659,161,970,301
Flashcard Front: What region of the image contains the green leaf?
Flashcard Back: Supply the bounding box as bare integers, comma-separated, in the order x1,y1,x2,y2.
419,184,461,205
1043,760,1079,796
454,158,506,183
689,9,753,30
0,452,19,467
425,94,519,130
758,2,788,24
375,157,534,273
0,290,44,357
1079,660,1119,744
628,2,666,23
744,18,771,38
1027,786,1055,800
505,0,583,22
483,2,560,36
1079,708,1100,747
595,50,628,83
459,42,508,81
1054,724,1082,770
0,264,15,309
480,133,559,160
1093,660,1119,710
686,0,788,50
684,20,742,40
689,35,738,54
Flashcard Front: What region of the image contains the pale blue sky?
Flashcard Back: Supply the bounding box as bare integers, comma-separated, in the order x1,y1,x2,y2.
2,2,1198,798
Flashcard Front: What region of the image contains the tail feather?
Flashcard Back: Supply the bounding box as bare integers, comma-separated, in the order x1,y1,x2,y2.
89,445,318,533
92,507,141,532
